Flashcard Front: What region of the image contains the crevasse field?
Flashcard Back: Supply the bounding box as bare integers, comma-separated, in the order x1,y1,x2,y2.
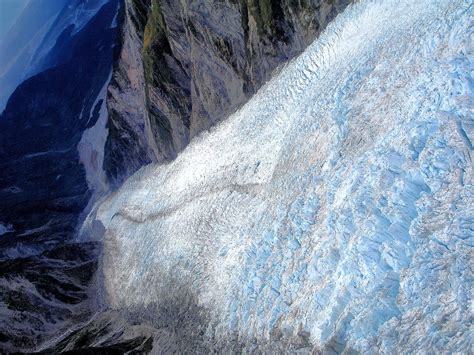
85,0,473,352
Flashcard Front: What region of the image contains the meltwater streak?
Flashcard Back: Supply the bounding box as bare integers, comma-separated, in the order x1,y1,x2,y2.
88,0,473,352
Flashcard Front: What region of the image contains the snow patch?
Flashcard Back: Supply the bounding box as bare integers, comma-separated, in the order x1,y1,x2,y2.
0,223,14,236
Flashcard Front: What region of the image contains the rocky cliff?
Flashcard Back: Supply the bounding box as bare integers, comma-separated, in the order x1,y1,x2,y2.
104,0,350,184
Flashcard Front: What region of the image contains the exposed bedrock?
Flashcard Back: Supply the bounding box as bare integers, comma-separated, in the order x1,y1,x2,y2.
104,0,351,184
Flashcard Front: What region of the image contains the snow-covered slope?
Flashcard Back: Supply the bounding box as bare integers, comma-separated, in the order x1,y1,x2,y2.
88,0,473,352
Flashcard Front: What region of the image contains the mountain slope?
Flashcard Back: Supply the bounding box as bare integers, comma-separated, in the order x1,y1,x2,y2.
0,1,121,351
88,0,473,352
0,0,67,111
0,0,119,259
104,0,351,184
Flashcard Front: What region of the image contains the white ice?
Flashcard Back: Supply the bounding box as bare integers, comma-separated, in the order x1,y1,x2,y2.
87,0,473,352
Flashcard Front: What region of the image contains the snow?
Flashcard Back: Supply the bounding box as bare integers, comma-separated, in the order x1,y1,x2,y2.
86,0,473,352
0,222,14,236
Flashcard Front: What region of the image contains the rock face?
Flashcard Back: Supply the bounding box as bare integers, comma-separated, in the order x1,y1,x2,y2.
104,0,351,184
0,242,99,350
90,0,473,352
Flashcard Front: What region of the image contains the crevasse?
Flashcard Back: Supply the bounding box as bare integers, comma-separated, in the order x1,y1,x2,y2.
85,0,473,352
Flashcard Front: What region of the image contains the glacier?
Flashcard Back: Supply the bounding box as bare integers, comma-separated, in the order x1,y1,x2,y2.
85,0,473,352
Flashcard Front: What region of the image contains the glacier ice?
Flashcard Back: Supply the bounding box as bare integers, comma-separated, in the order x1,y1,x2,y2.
86,0,473,352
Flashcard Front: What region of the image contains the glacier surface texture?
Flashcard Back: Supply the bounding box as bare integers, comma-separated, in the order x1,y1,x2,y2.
87,0,473,352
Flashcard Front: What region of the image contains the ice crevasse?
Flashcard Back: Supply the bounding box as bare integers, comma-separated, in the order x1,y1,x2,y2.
85,0,473,352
